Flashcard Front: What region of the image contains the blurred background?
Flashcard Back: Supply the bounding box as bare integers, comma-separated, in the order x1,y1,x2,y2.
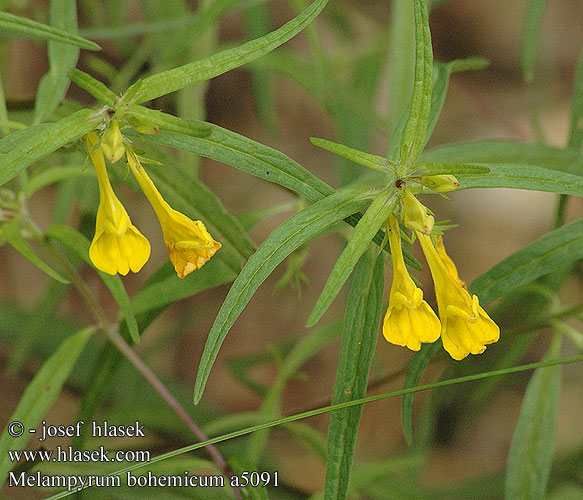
1,0,583,498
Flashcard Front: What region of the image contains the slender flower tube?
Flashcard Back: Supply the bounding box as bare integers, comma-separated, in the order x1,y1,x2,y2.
383,215,441,351
126,151,221,278
86,132,150,276
417,232,500,360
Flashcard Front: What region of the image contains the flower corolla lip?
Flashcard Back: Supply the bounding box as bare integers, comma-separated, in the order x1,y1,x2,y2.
417,232,500,360
383,216,440,351
126,151,221,278
86,132,150,275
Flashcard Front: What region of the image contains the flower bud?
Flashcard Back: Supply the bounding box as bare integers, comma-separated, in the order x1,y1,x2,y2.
420,174,460,193
402,189,434,234
101,120,125,163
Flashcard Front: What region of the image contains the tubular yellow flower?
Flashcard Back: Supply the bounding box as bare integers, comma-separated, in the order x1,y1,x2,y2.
86,132,150,276
383,215,440,351
417,232,500,360
126,151,221,279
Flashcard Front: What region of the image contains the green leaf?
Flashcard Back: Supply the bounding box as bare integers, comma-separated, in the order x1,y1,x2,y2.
470,219,583,305
399,0,433,165
520,0,548,82
26,165,94,196
0,326,95,487
0,11,100,50
307,189,396,327
413,162,490,176
0,109,102,186
69,68,118,106
32,0,80,124
127,0,329,103
131,258,237,315
125,106,210,136
505,336,562,500
193,188,370,404
324,249,384,500
310,137,394,174
401,340,441,446
2,218,69,284
46,225,140,343
130,107,333,202
420,140,583,175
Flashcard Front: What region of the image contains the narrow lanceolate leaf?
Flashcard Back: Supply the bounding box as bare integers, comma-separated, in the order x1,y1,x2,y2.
46,225,140,343
413,162,489,176
0,327,95,488
0,11,100,50
32,0,80,124
399,0,433,165
401,340,441,446
2,218,69,284
310,137,395,174
324,250,384,500
193,188,370,404
520,0,548,82
457,164,583,197
387,57,490,161
307,189,396,327
0,109,102,186
419,140,583,175
70,68,118,106
470,219,583,305
132,109,334,202
128,0,329,103
131,258,237,315
505,337,562,500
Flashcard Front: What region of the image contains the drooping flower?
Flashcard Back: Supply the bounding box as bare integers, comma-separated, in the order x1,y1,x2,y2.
86,132,150,276
383,215,441,351
126,151,221,278
417,232,500,360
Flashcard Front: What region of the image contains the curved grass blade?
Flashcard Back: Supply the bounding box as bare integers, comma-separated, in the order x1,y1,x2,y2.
324,249,384,500
0,109,102,186
127,0,329,103
0,326,95,487
505,336,562,500
0,11,100,50
44,353,583,500
32,0,80,124
193,188,371,404
306,189,396,327
399,0,432,165
2,218,69,284
470,219,583,305
46,225,140,343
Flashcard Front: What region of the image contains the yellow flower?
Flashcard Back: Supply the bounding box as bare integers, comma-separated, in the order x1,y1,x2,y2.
126,151,221,279
383,215,441,351
417,232,500,360
86,132,150,276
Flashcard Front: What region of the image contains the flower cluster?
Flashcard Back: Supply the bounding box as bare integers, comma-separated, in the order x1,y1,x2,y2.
383,182,499,361
86,121,220,278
